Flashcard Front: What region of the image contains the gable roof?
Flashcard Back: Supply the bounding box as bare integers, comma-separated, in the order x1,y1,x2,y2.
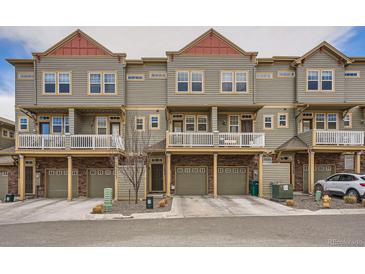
292,41,352,66
166,28,257,57
0,117,15,127
276,136,308,152
32,29,126,58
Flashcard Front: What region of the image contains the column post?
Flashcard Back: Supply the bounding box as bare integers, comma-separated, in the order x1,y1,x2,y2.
258,154,263,197
114,156,119,201
308,151,315,195
67,156,73,201
166,153,171,197
18,155,25,201
213,153,218,198
355,152,361,173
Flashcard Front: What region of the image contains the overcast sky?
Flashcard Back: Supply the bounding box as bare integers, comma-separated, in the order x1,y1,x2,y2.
1,26,364,120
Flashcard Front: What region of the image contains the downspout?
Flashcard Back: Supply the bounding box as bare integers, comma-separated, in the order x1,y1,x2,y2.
34,58,37,106
253,66,256,104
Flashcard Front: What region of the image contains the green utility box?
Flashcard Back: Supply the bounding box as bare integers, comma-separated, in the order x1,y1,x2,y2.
271,183,293,201
249,181,259,196
104,188,113,213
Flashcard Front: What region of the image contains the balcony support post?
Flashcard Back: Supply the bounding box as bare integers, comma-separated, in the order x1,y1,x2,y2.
166,153,171,197
18,155,25,201
67,156,73,201
355,152,361,173
213,153,218,198
308,151,315,195
258,154,263,197
114,156,119,201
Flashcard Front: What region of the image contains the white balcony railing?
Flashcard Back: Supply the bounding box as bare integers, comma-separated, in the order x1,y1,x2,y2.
315,131,364,146
168,132,214,147
218,133,265,147
18,134,124,150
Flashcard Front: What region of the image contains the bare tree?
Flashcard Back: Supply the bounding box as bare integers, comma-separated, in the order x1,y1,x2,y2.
120,116,151,204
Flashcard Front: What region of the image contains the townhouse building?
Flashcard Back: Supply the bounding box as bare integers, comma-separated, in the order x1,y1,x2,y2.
3,28,365,201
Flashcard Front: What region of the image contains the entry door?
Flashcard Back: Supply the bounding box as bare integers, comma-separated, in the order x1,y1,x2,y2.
25,166,33,194
241,120,253,133
40,122,50,135
173,121,183,132
110,123,120,135
151,164,164,192
303,119,312,132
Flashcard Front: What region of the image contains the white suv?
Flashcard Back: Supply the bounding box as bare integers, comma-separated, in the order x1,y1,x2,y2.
314,173,365,201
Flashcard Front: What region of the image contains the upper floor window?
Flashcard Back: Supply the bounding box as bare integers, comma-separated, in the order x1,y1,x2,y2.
43,72,71,94
9,131,14,138
64,116,70,134
52,116,63,134
277,71,295,78
135,117,145,131
344,71,360,78
19,117,28,131
2,129,8,138
149,115,160,130
263,115,273,130
96,117,108,134
89,72,117,95
197,115,208,132
44,73,56,94
344,113,352,128
256,72,273,80
185,115,196,132
327,113,337,130
221,71,248,93
229,115,239,132
278,113,288,128
127,74,145,81
58,73,71,94
176,71,203,93
315,113,325,130
149,71,167,79
315,113,337,130
191,71,203,92
307,69,334,91
177,71,189,92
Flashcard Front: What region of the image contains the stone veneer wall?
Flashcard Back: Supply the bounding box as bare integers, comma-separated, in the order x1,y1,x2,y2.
171,154,258,195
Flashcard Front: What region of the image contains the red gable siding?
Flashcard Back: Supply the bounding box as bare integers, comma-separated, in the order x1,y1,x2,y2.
49,34,109,56
182,33,240,55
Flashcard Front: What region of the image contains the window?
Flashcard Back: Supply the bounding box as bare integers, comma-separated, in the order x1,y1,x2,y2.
221,72,233,92
127,74,145,81
344,155,354,170
315,113,325,130
104,73,116,94
177,71,189,92
256,72,273,79
345,71,360,78
44,73,56,93
229,115,239,133
19,117,28,131
64,116,70,134
135,117,145,131
58,73,71,94
263,115,273,129
9,131,14,138
277,71,295,78
89,73,101,94
52,116,63,134
191,71,203,92
235,72,247,92
307,70,319,91
197,115,208,132
17,72,34,80
344,113,352,128
149,115,160,130
278,113,288,128
321,70,333,91
149,71,167,79
185,116,196,132
96,117,108,134
2,129,8,137
327,113,337,130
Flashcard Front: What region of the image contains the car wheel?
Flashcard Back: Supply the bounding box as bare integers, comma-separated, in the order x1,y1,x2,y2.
346,189,360,202
314,184,323,193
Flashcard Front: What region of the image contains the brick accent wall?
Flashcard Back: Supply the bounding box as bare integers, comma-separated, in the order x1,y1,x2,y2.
294,152,354,191
171,154,258,195
35,157,115,197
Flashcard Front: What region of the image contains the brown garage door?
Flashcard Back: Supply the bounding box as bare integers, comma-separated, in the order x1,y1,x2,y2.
88,169,114,198
175,167,207,195
47,169,78,198
218,166,247,195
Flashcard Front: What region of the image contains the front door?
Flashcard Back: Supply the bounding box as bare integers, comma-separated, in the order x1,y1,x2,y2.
173,121,183,132
39,122,50,135
303,119,312,132
110,123,120,135
241,120,253,133
151,164,164,192
25,166,33,194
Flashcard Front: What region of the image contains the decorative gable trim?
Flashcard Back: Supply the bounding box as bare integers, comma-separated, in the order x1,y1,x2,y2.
166,28,257,57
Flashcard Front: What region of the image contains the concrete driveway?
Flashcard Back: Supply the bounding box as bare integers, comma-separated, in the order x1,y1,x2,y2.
0,198,102,225
170,195,309,218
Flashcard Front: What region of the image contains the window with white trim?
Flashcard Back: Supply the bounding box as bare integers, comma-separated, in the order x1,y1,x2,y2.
307,70,334,91
307,70,319,91
344,113,352,128
263,115,273,129
104,73,116,94
278,113,288,128
235,72,247,92
149,71,167,79
127,74,144,81
321,70,333,91
229,115,239,133
277,71,295,78
177,71,189,92
197,115,208,132
327,113,337,130
9,131,14,138
2,129,8,137
58,72,71,94
221,72,233,92
191,71,203,92
89,73,102,94
315,113,325,130
185,116,196,132
52,116,63,134
256,72,273,79
96,117,108,134
19,117,28,131
149,115,160,129
221,71,248,93
64,116,70,134
345,71,360,78
44,73,56,94
135,117,145,131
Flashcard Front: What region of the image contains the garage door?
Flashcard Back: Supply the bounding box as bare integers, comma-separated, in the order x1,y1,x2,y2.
47,169,78,198
88,169,114,198
303,164,335,193
175,167,207,195
0,170,8,201
218,166,247,195
263,163,291,198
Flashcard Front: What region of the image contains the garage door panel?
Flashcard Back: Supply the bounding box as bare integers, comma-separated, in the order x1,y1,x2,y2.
175,167,207,195
47,169,77,198
0,170,8,201
88,168,114,198
303,164,335,193
218,167,247,195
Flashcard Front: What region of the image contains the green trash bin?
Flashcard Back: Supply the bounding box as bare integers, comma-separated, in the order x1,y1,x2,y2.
250,180,259,196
